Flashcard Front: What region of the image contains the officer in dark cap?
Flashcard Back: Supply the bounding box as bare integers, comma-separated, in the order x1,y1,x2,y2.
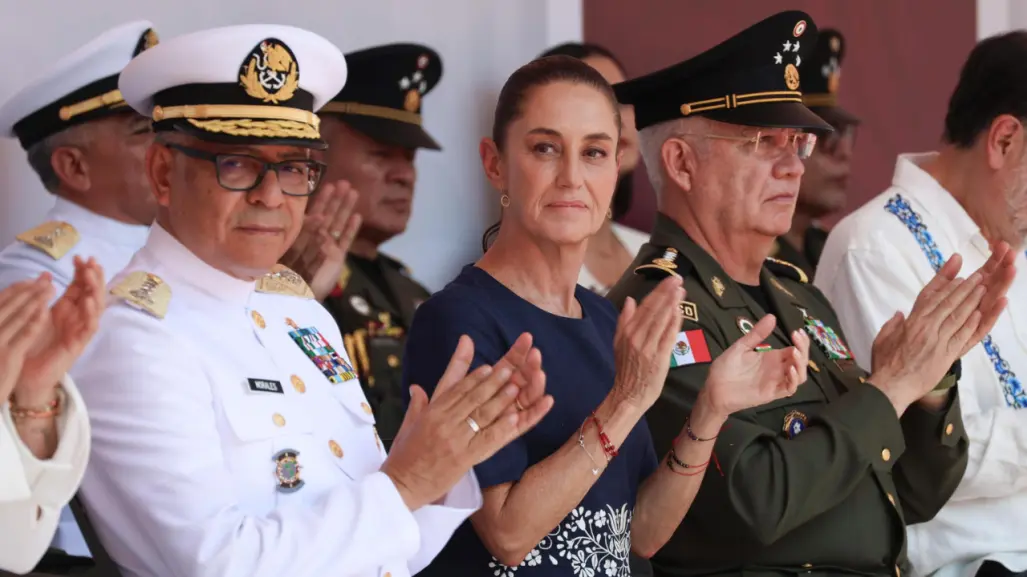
607,10,1016,577
771,28,861,279
315,43,442,448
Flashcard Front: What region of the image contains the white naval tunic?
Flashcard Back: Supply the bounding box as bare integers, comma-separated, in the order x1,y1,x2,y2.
71,224,481,577
816,152,1027,577
0,196,150,558
0,375,90,574
0,197,151,293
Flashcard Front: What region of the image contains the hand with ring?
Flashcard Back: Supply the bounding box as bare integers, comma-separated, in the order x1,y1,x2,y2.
280,180,362,302
381,333,552,511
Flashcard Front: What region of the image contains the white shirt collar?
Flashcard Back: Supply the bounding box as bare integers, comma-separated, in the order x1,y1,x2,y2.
892,152,989,254
139,224,256,304
49,197,151,248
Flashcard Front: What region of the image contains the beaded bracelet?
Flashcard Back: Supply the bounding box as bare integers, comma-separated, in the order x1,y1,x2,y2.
685,415,718,442
590,411,619,459
9,388,64,421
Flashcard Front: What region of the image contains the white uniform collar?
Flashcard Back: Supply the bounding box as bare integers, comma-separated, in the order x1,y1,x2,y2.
892,152,988,254
50,196,150,248
141,224,256,304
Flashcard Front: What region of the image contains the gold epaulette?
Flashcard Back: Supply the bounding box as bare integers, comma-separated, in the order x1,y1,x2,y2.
764,257,809,283
634,246,684,278
110,271,171,319
16,221,79,260
256,264,315,299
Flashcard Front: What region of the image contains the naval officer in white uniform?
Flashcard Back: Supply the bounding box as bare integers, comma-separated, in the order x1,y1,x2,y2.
71,23,553,577
0,21,160,295
0,21,160,561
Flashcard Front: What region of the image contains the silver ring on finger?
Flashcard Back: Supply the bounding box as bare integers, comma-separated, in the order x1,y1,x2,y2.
466,416,480,434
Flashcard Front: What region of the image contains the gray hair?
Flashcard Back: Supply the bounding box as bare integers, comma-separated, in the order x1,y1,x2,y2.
25,125,95,194
637,117,709,197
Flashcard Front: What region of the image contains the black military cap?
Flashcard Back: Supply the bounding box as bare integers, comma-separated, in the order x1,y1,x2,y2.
319,43,443,151
614,11,832,132
802,29,860,127
120,24,347,150
0,21,158,150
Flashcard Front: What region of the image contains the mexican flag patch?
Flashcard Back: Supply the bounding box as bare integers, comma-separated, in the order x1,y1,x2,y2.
670,330,712,367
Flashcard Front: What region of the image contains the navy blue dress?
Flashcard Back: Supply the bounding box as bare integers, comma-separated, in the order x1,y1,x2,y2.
403,265,658,577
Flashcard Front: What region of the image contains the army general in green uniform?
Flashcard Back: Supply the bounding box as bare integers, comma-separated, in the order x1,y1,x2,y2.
607,11,1016,577
315,44,443,447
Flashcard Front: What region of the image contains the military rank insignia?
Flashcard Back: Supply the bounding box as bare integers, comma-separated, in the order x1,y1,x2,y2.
783,410,808,439
288,324,359,384
273,449,304,493
799,308,853,360
670,330,712,367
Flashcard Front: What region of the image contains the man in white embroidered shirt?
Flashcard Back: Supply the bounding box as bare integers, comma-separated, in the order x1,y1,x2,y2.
70,24,552,577
817,31,1027,577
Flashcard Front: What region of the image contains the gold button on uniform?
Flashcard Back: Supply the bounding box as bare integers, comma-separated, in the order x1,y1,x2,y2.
387,354,400,368
882,448,891,462
290,375,306,393
329,440,343,459
368,376,376,388
945,423,954,435
272,413,286,427
361,402,373,415
887,493,896,506
251,310,266,329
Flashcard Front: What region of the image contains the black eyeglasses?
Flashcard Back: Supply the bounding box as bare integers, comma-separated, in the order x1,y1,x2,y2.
820,124,858,157
165,143,326,197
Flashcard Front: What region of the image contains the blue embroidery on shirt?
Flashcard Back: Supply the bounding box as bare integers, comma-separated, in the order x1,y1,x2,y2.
884,193,1027,409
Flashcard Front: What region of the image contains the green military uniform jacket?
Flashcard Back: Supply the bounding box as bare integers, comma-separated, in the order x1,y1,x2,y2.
606,214,969,577
772,224,828,282
322,253,430,449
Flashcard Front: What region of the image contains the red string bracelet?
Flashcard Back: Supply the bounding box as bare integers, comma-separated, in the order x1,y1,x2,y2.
589,411,618,459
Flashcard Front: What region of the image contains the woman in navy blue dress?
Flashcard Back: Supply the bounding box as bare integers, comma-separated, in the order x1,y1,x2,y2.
403,55,809,577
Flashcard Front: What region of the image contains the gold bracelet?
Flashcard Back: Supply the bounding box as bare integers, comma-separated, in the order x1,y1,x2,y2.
10,387,64,421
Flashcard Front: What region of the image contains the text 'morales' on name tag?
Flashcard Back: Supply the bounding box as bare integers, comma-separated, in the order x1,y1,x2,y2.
247,378,285,394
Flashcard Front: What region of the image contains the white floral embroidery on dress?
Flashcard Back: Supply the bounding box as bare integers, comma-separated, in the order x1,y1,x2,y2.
487,503,633,577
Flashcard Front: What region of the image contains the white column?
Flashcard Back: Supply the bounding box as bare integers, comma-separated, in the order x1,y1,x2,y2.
977,0,1012,39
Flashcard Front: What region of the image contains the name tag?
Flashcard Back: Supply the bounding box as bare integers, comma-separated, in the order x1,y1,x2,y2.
247,378,284,394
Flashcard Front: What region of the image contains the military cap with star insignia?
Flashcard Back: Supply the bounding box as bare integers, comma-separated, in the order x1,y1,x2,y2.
0,21,159,150
801,28,860,127
613,10,831,132
320,43,443,150
118,24,347,150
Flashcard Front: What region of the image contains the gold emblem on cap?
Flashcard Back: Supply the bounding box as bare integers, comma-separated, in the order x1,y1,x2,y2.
784,63,800,91
793,20,807,37
404,89,421,112
240,39,299,104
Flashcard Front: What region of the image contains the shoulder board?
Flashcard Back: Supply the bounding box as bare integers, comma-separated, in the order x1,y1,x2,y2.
110,271,171,319
16,221,79,260
633,245,692,279
764,257,808,284
256,264,315,299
